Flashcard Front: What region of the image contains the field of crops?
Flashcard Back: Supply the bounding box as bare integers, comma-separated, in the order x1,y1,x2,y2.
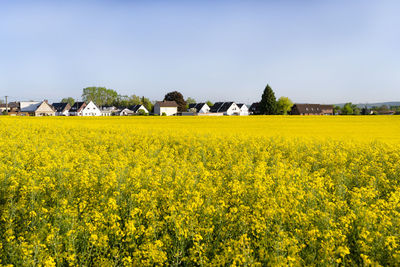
0,116,399,266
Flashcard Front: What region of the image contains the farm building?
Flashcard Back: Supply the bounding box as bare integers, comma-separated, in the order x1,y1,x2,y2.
19,101,55,116
249,102,261,115
291,104,334,115
237,104,249,116
210,102,240,115
154,101,178,116
52,102,71,116
119,108,134,116
0,102,19,114
130,104,149,114
69,102,86,116
188,103,210,113
81,101,102,116
101,106,119,116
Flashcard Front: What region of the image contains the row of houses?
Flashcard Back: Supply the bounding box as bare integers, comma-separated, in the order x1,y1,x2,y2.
249,103,334,115
0,99,334,116
0,100,150,116
154,101,333,116
185,102,249,116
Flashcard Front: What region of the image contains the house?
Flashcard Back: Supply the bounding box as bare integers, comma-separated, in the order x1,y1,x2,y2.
20,100,56,116
210,102,240,115
69,102,86,116
320,105,334,115
101,106,119,116
130,104,149,114
290,104,334,115
188,103,210,113
237,104,249,116
52,102,71,116
377,110,396,115
119,108,134,116
0,102,18,114
154,101,178,116
249,102,261,115
81,101,102,116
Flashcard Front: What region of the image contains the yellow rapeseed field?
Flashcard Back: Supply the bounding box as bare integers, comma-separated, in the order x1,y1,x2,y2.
0,116,399,266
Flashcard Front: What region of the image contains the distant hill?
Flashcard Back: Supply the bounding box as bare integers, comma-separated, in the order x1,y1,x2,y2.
334,102,400,108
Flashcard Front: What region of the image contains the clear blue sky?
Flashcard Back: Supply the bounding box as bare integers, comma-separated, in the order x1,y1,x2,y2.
1,0,399,104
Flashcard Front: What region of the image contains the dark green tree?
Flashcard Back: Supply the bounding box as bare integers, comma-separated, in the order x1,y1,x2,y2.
259,84,277,115
164,91,187,112
361,106,370,115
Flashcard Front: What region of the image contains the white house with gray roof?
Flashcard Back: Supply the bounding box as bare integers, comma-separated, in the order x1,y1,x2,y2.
154,101,178,116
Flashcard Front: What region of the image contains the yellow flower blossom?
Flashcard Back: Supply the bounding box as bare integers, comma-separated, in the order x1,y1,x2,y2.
0,116,399,265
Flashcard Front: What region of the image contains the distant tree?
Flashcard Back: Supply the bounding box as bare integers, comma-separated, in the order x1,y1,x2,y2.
276,96,293,115
377,105,389,112
0,99,4,104
114,95,130,108
206,100,213,107
333,106,341,115
259,84,277,115
341,103,353,115
186,97,196,110
141,96,153,112
130,95,141,105
164,91,187,112
113,94,143,108
186,97,196,105
82,87,118,107
361,106,370,115
61,97,75,106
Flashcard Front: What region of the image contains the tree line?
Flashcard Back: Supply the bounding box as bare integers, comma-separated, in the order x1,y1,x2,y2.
335,103,400,115
61,87,154,112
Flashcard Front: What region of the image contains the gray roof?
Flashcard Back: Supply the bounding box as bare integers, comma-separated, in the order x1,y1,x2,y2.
156,101,178,107
130,104,146,112
70,102,86,112
188,103,207,112
20,102,41,112
291,104,333,114
52,102,70,112
210,102,235,112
